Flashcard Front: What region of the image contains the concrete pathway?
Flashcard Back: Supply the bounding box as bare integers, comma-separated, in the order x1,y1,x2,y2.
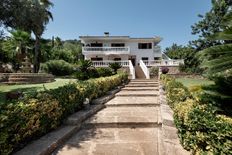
53,80,188,155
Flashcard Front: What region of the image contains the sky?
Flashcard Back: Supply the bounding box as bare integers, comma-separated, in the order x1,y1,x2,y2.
43,0,212,49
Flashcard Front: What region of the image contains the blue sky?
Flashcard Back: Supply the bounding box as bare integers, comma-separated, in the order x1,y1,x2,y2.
43,0,212,49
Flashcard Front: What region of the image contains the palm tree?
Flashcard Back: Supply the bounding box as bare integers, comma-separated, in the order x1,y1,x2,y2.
199,12,232,75
29,0,53,73
10,29,31,54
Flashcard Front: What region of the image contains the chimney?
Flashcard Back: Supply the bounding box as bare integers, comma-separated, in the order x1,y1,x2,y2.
104,32,109,37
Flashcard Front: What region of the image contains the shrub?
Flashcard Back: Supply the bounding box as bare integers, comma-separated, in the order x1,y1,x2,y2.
161,66,169,74
0,73,128,154
43,60,74,76
109,62,122,74
149,67,159,78
161,75,191,108
174,103,232,154
96,67,113,77
161,74,232,154
75,60,97,80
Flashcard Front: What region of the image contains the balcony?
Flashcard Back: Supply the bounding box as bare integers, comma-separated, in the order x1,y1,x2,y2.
82,47,130,55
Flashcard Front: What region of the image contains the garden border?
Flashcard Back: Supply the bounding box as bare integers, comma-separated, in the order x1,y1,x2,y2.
14,84,126,155
158,81,190,155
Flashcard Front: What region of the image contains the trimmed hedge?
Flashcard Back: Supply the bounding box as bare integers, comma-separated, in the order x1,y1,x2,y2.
161,75,232,154
41,60,75,76
0,73,128,155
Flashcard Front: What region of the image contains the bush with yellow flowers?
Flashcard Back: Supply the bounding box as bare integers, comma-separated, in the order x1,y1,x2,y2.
161,74,232,154
0,73,128,155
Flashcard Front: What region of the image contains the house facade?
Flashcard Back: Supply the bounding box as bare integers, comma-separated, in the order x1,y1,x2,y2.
80,33,162,67
80,33,184,79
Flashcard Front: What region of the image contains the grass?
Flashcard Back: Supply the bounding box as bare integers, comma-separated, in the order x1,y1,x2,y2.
0,78,76,104
176,77,214,88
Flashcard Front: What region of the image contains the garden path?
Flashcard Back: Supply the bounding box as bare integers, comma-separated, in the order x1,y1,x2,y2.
53,79,188,155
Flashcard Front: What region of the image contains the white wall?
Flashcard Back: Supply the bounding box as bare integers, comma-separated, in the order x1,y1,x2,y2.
81,38,162,64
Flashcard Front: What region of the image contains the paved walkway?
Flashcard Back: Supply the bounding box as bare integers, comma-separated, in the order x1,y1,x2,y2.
53,80,188,155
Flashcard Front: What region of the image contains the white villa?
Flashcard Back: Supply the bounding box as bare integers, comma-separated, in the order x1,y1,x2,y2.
80,33,183,79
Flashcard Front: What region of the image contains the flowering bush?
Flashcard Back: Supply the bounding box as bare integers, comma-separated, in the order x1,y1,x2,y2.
0,73,128,154
161,66,169,74
161,75,232,154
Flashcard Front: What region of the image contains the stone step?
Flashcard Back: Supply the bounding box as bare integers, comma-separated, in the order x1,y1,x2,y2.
129,82,159,84
54,128,159,155
126,84,158,87
115,90,158,97
122,87,158,91
106,103,159,107
83,107,160,128
130,79,158,82
105,96,159,107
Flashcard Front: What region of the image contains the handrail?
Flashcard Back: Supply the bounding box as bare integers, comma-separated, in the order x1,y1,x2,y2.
91,60,129,67
143,59,184,67
129,60,135,79
140,60,150,79
82,47,130,55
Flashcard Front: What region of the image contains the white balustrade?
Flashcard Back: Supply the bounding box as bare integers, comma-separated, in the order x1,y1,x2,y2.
129,60,135,79
140,60,150,79
91,60,129,67
83,47,130,55
143,59,184,67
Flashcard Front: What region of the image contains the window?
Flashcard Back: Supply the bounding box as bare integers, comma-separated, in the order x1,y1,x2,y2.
154,57,161,60
111,43,125,47
114,58,121,61
138,43,152,49
90,43,103,47
91,57,103,61
142,57,148,61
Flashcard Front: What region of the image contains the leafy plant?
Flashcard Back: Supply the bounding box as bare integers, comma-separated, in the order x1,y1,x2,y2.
43,60,74,76
0,73,128,154
109,62,122,74
96,67,113,77
149,66,159,78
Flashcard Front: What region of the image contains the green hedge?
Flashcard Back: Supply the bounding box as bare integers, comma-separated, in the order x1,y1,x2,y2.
0,73,128,155
161,75,232,154
41,60,75,76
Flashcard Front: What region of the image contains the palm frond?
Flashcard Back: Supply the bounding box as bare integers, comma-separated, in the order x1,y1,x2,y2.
199,44,232,56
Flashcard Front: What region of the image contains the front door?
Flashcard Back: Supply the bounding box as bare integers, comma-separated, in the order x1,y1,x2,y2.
129,57,136,66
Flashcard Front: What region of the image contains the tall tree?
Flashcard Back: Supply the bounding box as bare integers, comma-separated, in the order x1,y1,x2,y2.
0,0,53,73
200,12,232,75
190,0,232,50
29,0,53,72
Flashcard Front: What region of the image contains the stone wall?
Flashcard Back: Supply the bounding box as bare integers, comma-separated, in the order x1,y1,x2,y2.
0,73,54,84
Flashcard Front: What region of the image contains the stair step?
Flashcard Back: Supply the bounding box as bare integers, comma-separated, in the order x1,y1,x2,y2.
122,87,159,91
105,96,158,106
130,82,159,84
116,94,158,97
82,106,159,128
106,103,160,107
84,122,160,128
131,80,158,82
116,90,158,96
126,84,158,87
53,128,160,155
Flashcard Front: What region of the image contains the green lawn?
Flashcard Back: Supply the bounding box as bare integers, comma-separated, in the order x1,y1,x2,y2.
0,78,76,103
176,78,214,88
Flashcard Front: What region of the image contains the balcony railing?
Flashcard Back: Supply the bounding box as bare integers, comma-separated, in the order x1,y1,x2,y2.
83,47,130,55
143,59,184,66
91,60,129,67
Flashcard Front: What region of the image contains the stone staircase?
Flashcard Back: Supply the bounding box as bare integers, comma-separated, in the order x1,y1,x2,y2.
53,79,189,155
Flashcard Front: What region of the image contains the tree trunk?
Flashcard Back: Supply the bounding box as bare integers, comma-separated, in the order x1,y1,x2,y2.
34,35,41,73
